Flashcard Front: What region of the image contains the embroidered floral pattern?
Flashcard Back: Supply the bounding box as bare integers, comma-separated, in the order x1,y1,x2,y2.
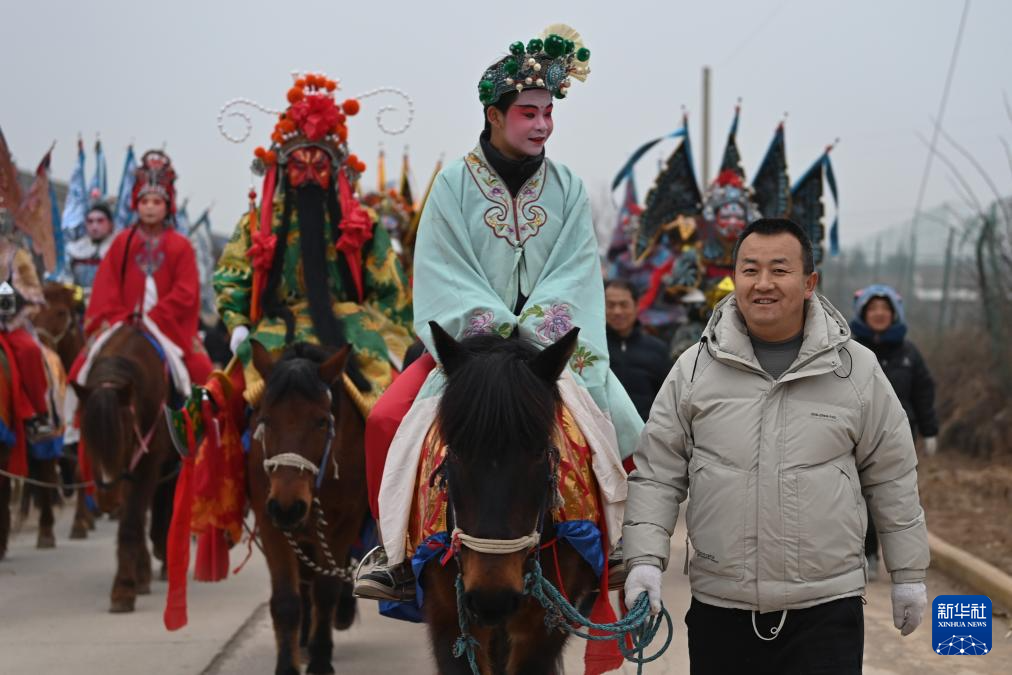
569,345,600,375
462,309,514,338
464,149,548,245
519,302,574,344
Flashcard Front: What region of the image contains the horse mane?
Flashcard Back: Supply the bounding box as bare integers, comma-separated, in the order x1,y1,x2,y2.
438,335,560,462
264,342,332,407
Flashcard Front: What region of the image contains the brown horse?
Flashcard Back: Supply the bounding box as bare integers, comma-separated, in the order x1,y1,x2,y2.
36,281,94,539
37,282,86,372
71,323,176,612
421,323,599,675
248,341,368,675
0,337,65,555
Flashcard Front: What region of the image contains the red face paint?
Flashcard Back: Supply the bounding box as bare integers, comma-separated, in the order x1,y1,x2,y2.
503,89,554,157
286,146,332,188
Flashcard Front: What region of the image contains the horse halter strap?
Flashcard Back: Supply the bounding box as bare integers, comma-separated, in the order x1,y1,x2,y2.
446,445,561,559
258,390,337,491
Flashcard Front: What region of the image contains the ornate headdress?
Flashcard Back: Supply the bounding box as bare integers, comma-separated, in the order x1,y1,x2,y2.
250,72,367,177
478,24,591,106
131,150,177,214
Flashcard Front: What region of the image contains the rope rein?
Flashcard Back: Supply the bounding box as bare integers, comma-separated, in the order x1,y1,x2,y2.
443,443,672,674
280,497,356,582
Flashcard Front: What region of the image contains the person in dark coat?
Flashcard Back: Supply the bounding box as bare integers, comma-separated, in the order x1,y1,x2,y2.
605,278,672,421
851,284,938,579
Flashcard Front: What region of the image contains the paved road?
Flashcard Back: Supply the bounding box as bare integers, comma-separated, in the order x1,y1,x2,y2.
2,501,1010,673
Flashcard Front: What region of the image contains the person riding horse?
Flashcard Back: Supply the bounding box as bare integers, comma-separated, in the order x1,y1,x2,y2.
356,28,640,646
161,71,414,632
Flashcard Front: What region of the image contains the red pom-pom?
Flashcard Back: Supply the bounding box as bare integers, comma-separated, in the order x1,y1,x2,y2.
355,160,367,173
271,130,283,143
287,87,304,104
295,78,306,88
254,146,267,159
336,125,348,142
325,79,337,92
305,74,318,88
342,99,360,116
265,150,277,165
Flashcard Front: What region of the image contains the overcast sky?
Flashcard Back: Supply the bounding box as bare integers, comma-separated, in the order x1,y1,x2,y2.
2,0,1009,248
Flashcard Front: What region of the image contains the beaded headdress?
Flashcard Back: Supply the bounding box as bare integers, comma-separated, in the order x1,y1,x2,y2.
131,150,177,214
478,24,591,106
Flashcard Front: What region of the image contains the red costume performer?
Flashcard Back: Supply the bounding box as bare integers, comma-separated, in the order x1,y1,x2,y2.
73,151,212,385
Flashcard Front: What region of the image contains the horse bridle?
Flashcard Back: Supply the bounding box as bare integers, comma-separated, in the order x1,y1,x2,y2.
256,389,338,492
441,444,561,564
35,311,75,348
93,383,167,490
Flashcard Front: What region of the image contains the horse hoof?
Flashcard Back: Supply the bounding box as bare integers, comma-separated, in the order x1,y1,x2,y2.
109,598,135,613
69,525,88,539
306,661,335,675
137,582,151,595
275,667,299,675
37,533,56,549
334,594,357,630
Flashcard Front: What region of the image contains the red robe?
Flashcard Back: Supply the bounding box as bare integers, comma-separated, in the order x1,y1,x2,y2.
84,226,211,382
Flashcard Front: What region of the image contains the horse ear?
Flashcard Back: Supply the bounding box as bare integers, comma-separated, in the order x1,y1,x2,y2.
251,340,275,382
529,327,580,384
318,345,351,386
71,381,91,403
429,321,469,376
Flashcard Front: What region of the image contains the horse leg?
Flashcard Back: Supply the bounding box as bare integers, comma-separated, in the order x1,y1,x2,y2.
149,466,176,576
306,573,340,674
70,481,92,539
298,578,312,649
0,472,9,561
333,579,356,630
34,459,57,549
109,475,154,612
260,524,303,675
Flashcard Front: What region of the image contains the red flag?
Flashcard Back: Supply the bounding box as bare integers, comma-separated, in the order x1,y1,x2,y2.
14,147,57,273
0,127,22,214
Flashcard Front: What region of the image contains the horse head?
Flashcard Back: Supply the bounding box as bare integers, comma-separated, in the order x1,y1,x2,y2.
250,340,350,531
71,356,142,513
39,282,85,370
429,320,579,626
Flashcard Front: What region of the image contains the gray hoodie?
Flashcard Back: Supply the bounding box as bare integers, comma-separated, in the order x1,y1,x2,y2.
622,293,929,612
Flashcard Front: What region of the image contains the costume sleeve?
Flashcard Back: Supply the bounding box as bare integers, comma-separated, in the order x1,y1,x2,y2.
362,215,413,332
907,343,939,438
213,212,254,334
516,173,607,388
622,350,694,571
147,237,201,335
855,361,929,583
84,234,128,337
412,172,516,355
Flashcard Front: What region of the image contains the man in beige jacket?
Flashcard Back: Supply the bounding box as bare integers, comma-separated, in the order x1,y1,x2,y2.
622,218,929,673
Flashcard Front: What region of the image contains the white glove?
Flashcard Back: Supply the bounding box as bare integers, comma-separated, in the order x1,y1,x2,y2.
229,325,250,354
924,437,938,456
624,564,663,615
891,581,927,636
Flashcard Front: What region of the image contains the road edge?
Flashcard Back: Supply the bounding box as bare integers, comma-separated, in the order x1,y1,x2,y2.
928,530,1012,610
200,601,269,675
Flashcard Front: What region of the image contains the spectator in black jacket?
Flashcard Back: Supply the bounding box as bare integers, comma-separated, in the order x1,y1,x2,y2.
605,279,672,421
851,284,938,579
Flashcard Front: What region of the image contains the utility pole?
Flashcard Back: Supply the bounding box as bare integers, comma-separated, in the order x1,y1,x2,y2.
701,66,711,186
937,227,955,340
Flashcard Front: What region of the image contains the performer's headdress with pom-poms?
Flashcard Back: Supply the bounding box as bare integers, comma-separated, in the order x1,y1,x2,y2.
131,149,177,214
249,72,368,178
478,24,591,106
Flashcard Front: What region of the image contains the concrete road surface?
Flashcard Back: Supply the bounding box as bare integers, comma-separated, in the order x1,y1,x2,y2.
2,501,1010,673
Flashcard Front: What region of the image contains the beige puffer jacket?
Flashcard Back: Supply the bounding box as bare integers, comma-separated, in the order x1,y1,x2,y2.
623,293,929,612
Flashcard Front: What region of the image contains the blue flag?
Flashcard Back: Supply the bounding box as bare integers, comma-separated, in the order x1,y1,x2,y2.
113,145,137,230
88,138,108,203
61,139,88,241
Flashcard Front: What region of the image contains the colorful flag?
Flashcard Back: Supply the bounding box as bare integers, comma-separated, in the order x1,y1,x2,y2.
0,126,23,214
89,138,108,203
113,145,137,230
399,149,414,207
14,147,59,274
61,138,88,240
